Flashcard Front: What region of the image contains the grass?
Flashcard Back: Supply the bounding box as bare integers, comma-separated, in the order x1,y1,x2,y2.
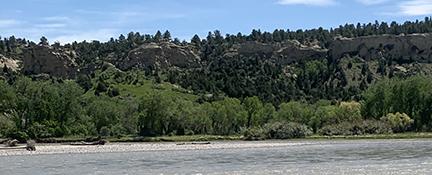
117,80,198,101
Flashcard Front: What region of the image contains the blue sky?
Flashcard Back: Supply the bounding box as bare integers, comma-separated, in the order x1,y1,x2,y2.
0,0,431,43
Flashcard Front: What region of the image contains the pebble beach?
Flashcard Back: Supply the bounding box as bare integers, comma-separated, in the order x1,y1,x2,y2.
0,141,309,156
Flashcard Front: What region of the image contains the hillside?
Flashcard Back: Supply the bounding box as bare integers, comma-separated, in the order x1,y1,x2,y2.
3,19,432,104
3,18,432,139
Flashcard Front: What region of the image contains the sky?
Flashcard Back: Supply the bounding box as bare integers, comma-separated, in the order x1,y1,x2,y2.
0,0,431,43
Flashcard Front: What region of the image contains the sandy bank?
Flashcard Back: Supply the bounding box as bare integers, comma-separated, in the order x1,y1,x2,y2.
0,141,309,156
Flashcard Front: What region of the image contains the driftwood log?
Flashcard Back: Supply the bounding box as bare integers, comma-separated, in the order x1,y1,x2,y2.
70,140,107,146
0,140,36,151
5,139,19,147
176,142,211,145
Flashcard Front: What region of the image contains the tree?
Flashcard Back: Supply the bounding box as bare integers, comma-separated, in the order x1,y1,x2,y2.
163,30,172,41
39,36,49,46
191,34,201,47
154,31,162,42
0,80,16,114
277,102,313,124
206,98,247,135
138,93,172,136
243,96,264,128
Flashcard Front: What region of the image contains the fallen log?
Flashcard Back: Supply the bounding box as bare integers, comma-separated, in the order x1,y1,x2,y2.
176,142,211,145
0,141,36,151
0,146,28,150
4,139,19,147
70,140,107,146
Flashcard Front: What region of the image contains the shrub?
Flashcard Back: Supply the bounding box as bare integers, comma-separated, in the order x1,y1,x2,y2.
242,127,267,141
0,115,16,138
242,122,312,140
108,86,120,97
381,112,414,133
27,122,55,138
6,131,29,142
110,124,126,137
265,122,312,139
99,126,111,137
318,120,391,136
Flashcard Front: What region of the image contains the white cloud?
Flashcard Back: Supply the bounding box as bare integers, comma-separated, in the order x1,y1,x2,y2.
0,19,21,28
399,0,432,16
34,23,67,28
51,29,118,44
356,0,390,5
42,16,71,22
277,0,337,6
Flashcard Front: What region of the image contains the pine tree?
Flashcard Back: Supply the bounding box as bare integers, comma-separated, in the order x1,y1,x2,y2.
39,36,49,46
163,30,172,41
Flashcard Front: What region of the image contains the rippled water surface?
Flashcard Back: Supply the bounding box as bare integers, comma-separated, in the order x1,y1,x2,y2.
2,139,432,175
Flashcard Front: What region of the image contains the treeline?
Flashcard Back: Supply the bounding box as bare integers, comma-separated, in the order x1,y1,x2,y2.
1,75,432,140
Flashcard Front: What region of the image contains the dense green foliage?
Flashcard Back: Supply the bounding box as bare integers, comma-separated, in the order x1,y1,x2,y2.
0,74,431,140
362,76,432,130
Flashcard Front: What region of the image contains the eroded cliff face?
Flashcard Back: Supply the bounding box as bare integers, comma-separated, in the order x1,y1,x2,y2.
0,54,20,72
225,41,328,64
16,33,432,79
118,42,200,70
329,33,432,63
22,45,78,78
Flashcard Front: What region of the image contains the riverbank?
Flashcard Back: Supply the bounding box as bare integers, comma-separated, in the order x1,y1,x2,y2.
2,132,432,145
0,141,310,156
2,133,432,156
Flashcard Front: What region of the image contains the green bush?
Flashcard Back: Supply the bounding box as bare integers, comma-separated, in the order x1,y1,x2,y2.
6,131,29,142
381,112,414,133
27,122,55,138
69,123,92,136
0,115,16,138
99,126,111,137
265,122,312,139
318,120,391,136
110,124,126,137
242,127,267,140
242,122,312,140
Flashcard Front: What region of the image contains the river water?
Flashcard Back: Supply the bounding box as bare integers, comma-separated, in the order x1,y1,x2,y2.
1,139,432,175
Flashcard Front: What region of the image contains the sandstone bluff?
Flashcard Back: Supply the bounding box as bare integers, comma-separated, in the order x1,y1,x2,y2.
3,33,432,78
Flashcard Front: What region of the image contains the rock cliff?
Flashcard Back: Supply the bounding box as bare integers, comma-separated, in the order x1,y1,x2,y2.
225,41,328,64
0,54,20,72
22,45,78,78
329,33,432,63
118,42,200,70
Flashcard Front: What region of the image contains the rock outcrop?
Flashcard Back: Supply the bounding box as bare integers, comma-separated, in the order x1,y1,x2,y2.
225,41,328,64
119,42,200,70
329,33,432,63
0,54,20,72
22,45,78,78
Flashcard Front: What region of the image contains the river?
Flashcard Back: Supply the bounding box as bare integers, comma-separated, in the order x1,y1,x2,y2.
1,139,432,175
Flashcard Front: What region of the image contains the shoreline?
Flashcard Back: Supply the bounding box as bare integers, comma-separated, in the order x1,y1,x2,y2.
3,132,432,144
1,132,432,156
1,138,432,157
0,141,311,156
